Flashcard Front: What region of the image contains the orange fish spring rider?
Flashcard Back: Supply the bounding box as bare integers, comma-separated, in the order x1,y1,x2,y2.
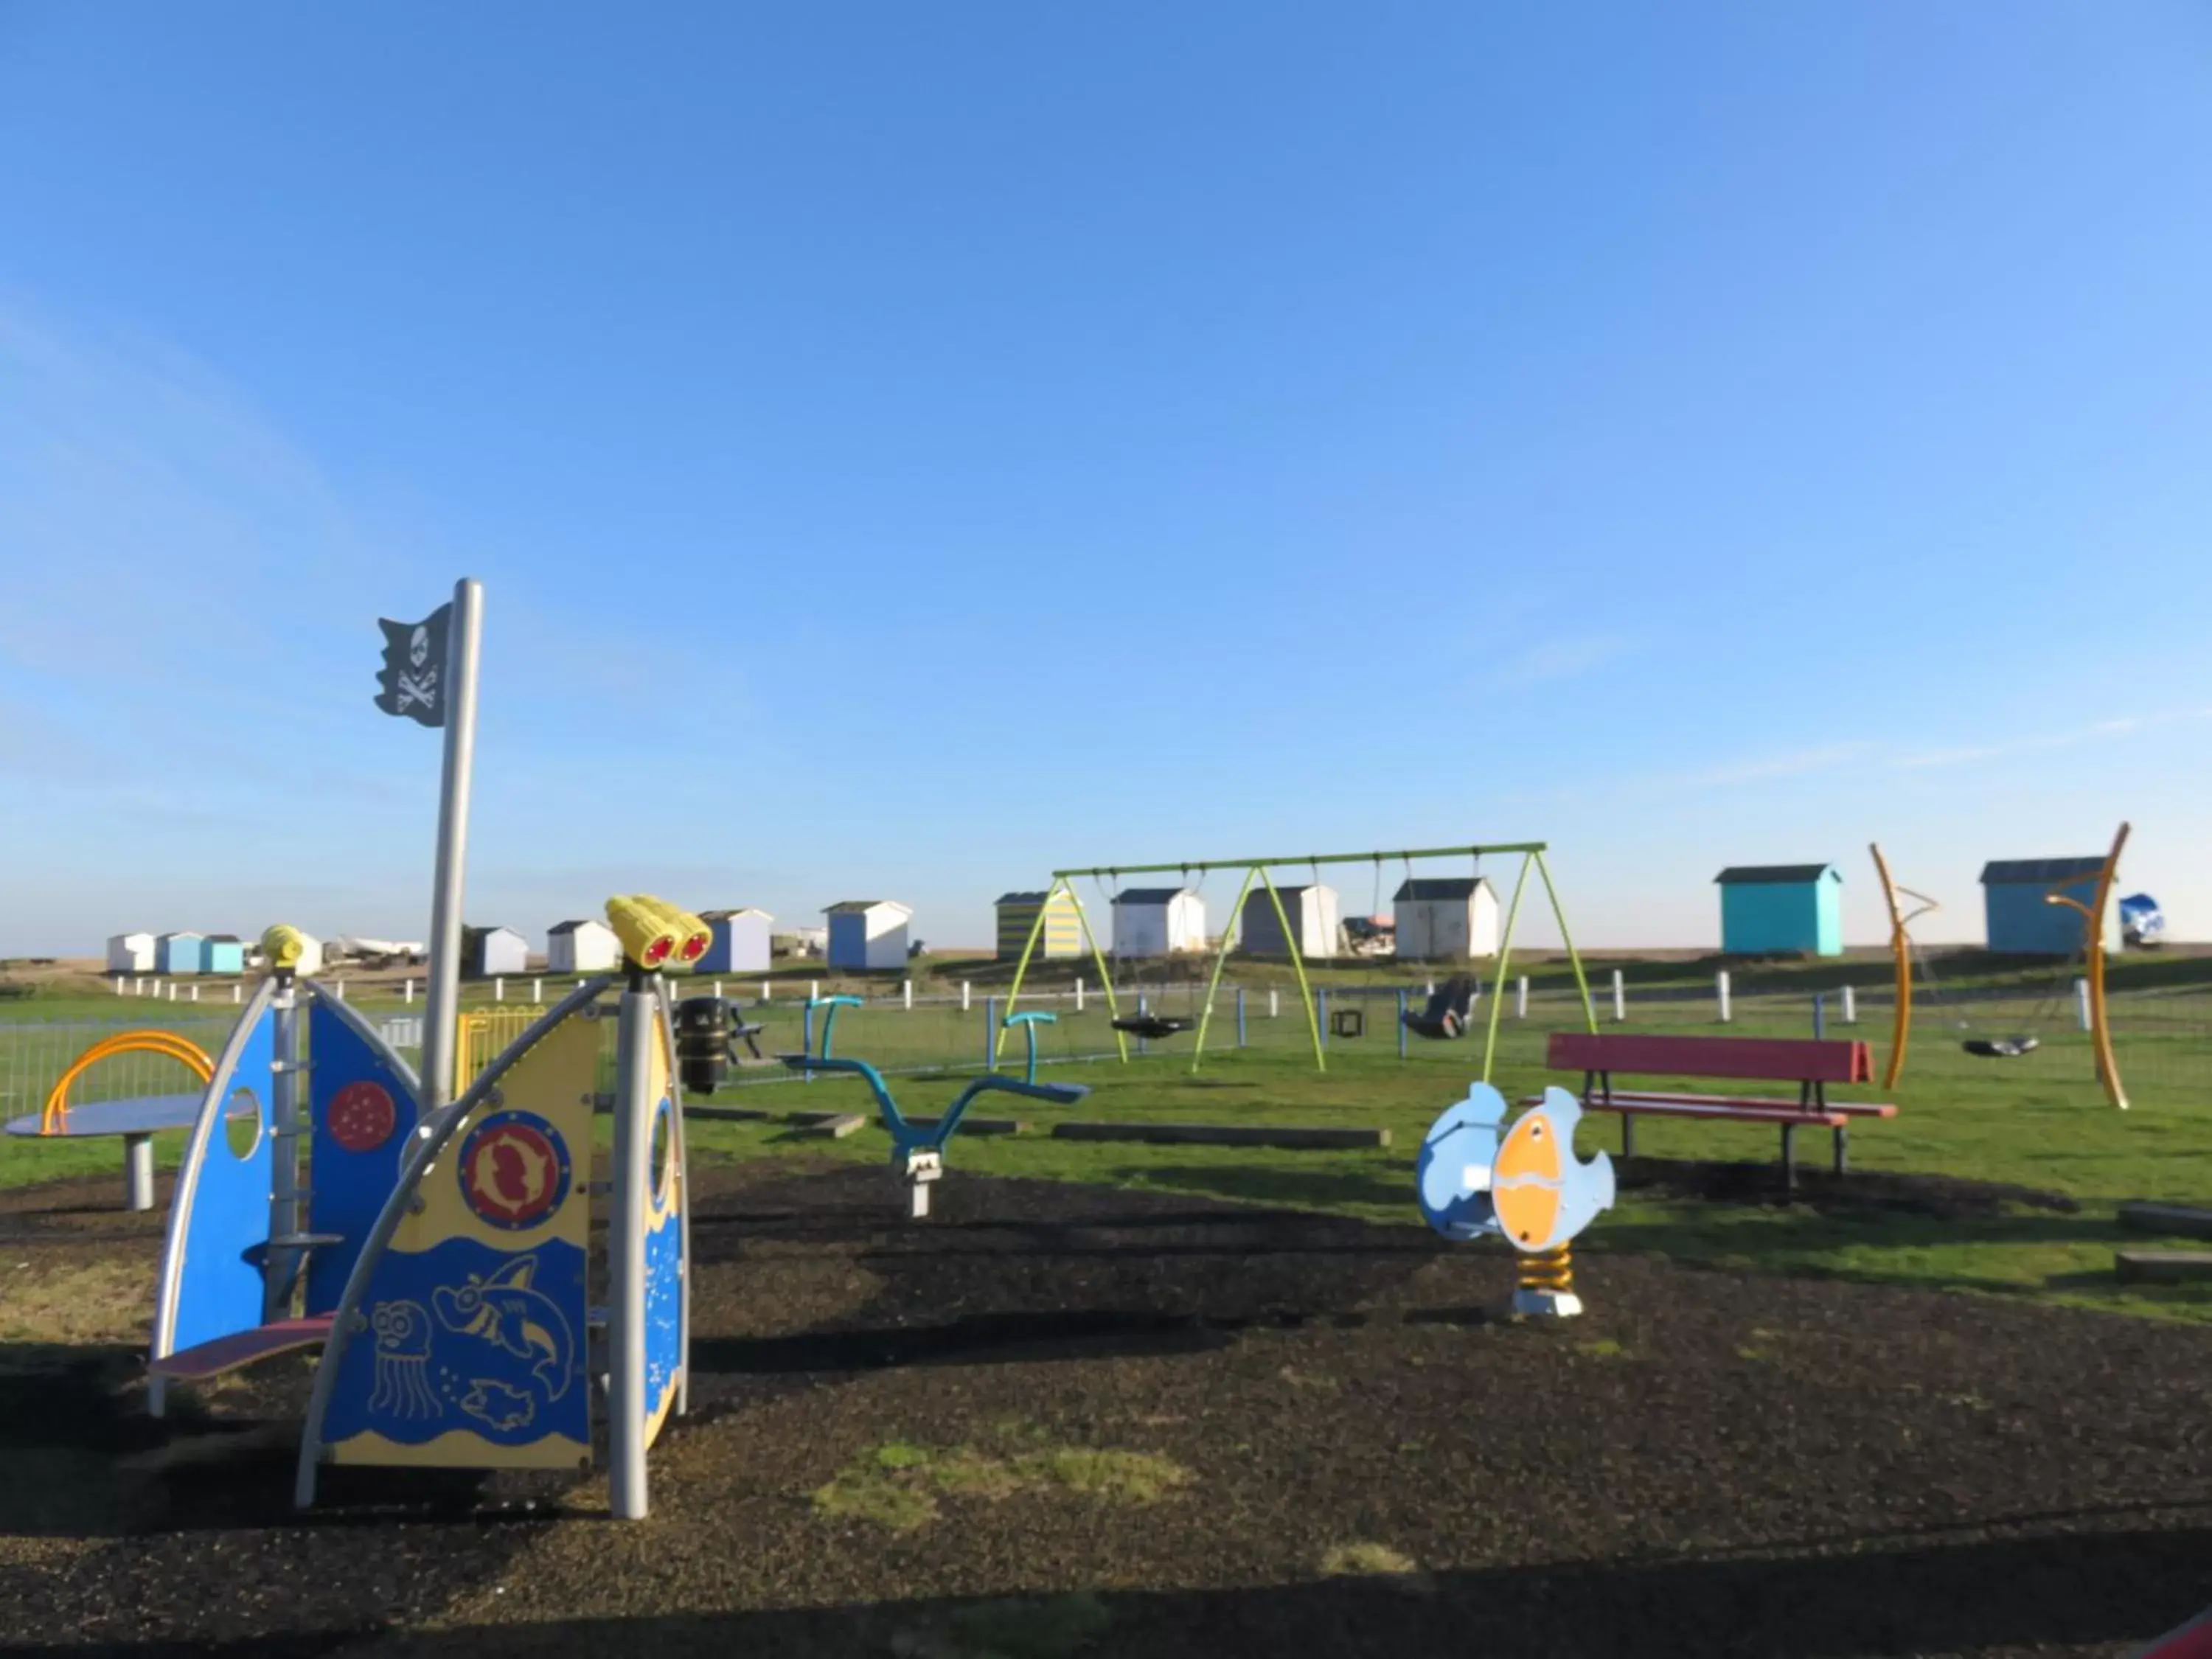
1416,1083,1615,1317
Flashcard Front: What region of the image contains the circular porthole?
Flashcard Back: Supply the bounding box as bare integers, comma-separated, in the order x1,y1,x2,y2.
223,1086,263,1159
650,1097,676,1208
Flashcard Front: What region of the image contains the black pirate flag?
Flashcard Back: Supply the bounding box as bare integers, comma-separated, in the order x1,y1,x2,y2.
373,604,452,728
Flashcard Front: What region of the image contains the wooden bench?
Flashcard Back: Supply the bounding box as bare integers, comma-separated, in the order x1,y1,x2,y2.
1536,1031,1897,1192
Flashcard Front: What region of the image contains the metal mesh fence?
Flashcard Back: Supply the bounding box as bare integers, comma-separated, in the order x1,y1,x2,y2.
7,964,2208,1127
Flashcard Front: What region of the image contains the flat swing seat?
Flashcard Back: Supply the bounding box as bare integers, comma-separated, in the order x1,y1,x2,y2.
4,1093,229,1139
1111,1016,1193,1040
1963,1035,2039,1058
150,1314,335,1382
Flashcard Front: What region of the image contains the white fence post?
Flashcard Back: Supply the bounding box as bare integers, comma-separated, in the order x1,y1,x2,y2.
532,978,543,1005
1269,987,1280,1019
2076,977,2092,1031
1841,984,1857,1024
112,976,122,996
403,978,415,1004
1717,970,1732,1023
232,984,241,1004
1075,975,1085,1013
961,981,972,1012
335,979,347,1004
809,980,819,1004
493,977,504,1003
712,981,723,1001
189,984,199,1003
902,979,913,1010
1612,969,1626,1022
760,981,771,1004
1514,975,1528,1018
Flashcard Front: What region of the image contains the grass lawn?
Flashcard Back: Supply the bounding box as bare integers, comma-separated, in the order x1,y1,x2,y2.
6,953,2209,1327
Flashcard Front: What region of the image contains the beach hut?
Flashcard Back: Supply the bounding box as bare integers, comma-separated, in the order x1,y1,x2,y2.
997,890,1086,961
1981,858,2119,954
1110,888,1207,958
1239,884,1340,960
1714,865,1843,956
107,932,156,974
462,925,530,978
203,935,246,975
824,901,911,970
546,918,621,974
1393,877,1500,960
156,931,204,975
699,908,773,974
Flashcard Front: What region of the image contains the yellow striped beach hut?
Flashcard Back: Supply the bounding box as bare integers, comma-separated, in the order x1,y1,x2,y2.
996,889,1085,961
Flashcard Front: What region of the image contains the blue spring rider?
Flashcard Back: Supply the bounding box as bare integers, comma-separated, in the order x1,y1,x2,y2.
785,996,1090,1217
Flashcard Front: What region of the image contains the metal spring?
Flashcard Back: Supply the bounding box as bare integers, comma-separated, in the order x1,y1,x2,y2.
1517,1244,1575,1293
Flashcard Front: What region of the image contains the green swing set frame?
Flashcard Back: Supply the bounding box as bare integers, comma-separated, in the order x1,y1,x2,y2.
997,842,1598,1081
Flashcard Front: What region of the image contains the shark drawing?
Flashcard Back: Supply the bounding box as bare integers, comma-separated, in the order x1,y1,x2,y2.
432,1254,576,1402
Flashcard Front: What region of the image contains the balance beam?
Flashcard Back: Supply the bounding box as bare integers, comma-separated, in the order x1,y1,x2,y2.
1049,1122,1389,1150
2116,1251,2212,1285
904,1116,1028,1136
2119,1202,2212,1242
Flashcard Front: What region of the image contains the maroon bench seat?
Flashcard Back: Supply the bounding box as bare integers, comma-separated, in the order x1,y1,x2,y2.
150,1314,335,1382
1540,1031,1898,1190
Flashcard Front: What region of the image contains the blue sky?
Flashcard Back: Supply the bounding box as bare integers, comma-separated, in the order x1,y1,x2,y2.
1,2,2208,954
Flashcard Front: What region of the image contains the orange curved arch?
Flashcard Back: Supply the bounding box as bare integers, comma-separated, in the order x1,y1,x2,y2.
41,1031,215,1134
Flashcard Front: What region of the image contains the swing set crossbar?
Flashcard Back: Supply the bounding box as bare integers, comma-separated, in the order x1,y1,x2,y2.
1052,843,1545,881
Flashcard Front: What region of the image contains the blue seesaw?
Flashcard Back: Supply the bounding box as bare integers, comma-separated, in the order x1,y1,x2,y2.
784,995,1089,1217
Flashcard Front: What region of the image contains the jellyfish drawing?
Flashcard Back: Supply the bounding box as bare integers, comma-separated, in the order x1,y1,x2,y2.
367,1299,442,1419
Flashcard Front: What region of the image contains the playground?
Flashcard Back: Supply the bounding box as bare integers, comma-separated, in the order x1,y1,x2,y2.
4,947,2212,1655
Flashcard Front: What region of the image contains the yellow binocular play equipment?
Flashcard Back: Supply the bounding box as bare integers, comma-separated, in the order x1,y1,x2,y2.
605,894,712,971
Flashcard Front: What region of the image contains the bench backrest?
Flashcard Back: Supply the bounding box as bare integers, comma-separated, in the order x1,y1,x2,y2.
1546,1029,1871,1085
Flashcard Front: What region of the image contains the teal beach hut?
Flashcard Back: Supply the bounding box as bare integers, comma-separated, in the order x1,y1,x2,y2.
1715,865,1843,956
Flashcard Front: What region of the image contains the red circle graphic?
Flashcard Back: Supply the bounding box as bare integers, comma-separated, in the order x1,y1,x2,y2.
459,1119,568,1227
327,1080,398,1154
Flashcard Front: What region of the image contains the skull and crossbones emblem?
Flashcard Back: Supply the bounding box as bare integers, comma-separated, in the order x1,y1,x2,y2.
397,625,439,714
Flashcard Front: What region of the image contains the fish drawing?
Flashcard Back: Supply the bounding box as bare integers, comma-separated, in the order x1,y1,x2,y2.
1491,1086,1615,1253
459,1378,537,1433
1415,1082,1509,1243
432,1254,576,1402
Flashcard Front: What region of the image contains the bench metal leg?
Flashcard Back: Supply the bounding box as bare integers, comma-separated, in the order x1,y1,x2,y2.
1621,1114,1636,1160
1833,1123,1849,1176
1780,1122,1798,1198
124,1133,155,1212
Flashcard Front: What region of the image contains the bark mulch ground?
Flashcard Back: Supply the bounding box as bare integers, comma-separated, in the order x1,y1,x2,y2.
1,1158,2208,1658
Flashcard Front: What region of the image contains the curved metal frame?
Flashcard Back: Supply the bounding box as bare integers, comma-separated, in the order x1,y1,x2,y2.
1868,842,1938,1090
2045,821,2130,1110
41,1031,215,1133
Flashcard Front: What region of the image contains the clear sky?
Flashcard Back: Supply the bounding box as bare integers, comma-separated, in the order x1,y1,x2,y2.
2,2,2208,956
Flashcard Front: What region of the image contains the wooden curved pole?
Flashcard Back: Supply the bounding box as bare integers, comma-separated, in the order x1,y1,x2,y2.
2044,821,2129,1110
